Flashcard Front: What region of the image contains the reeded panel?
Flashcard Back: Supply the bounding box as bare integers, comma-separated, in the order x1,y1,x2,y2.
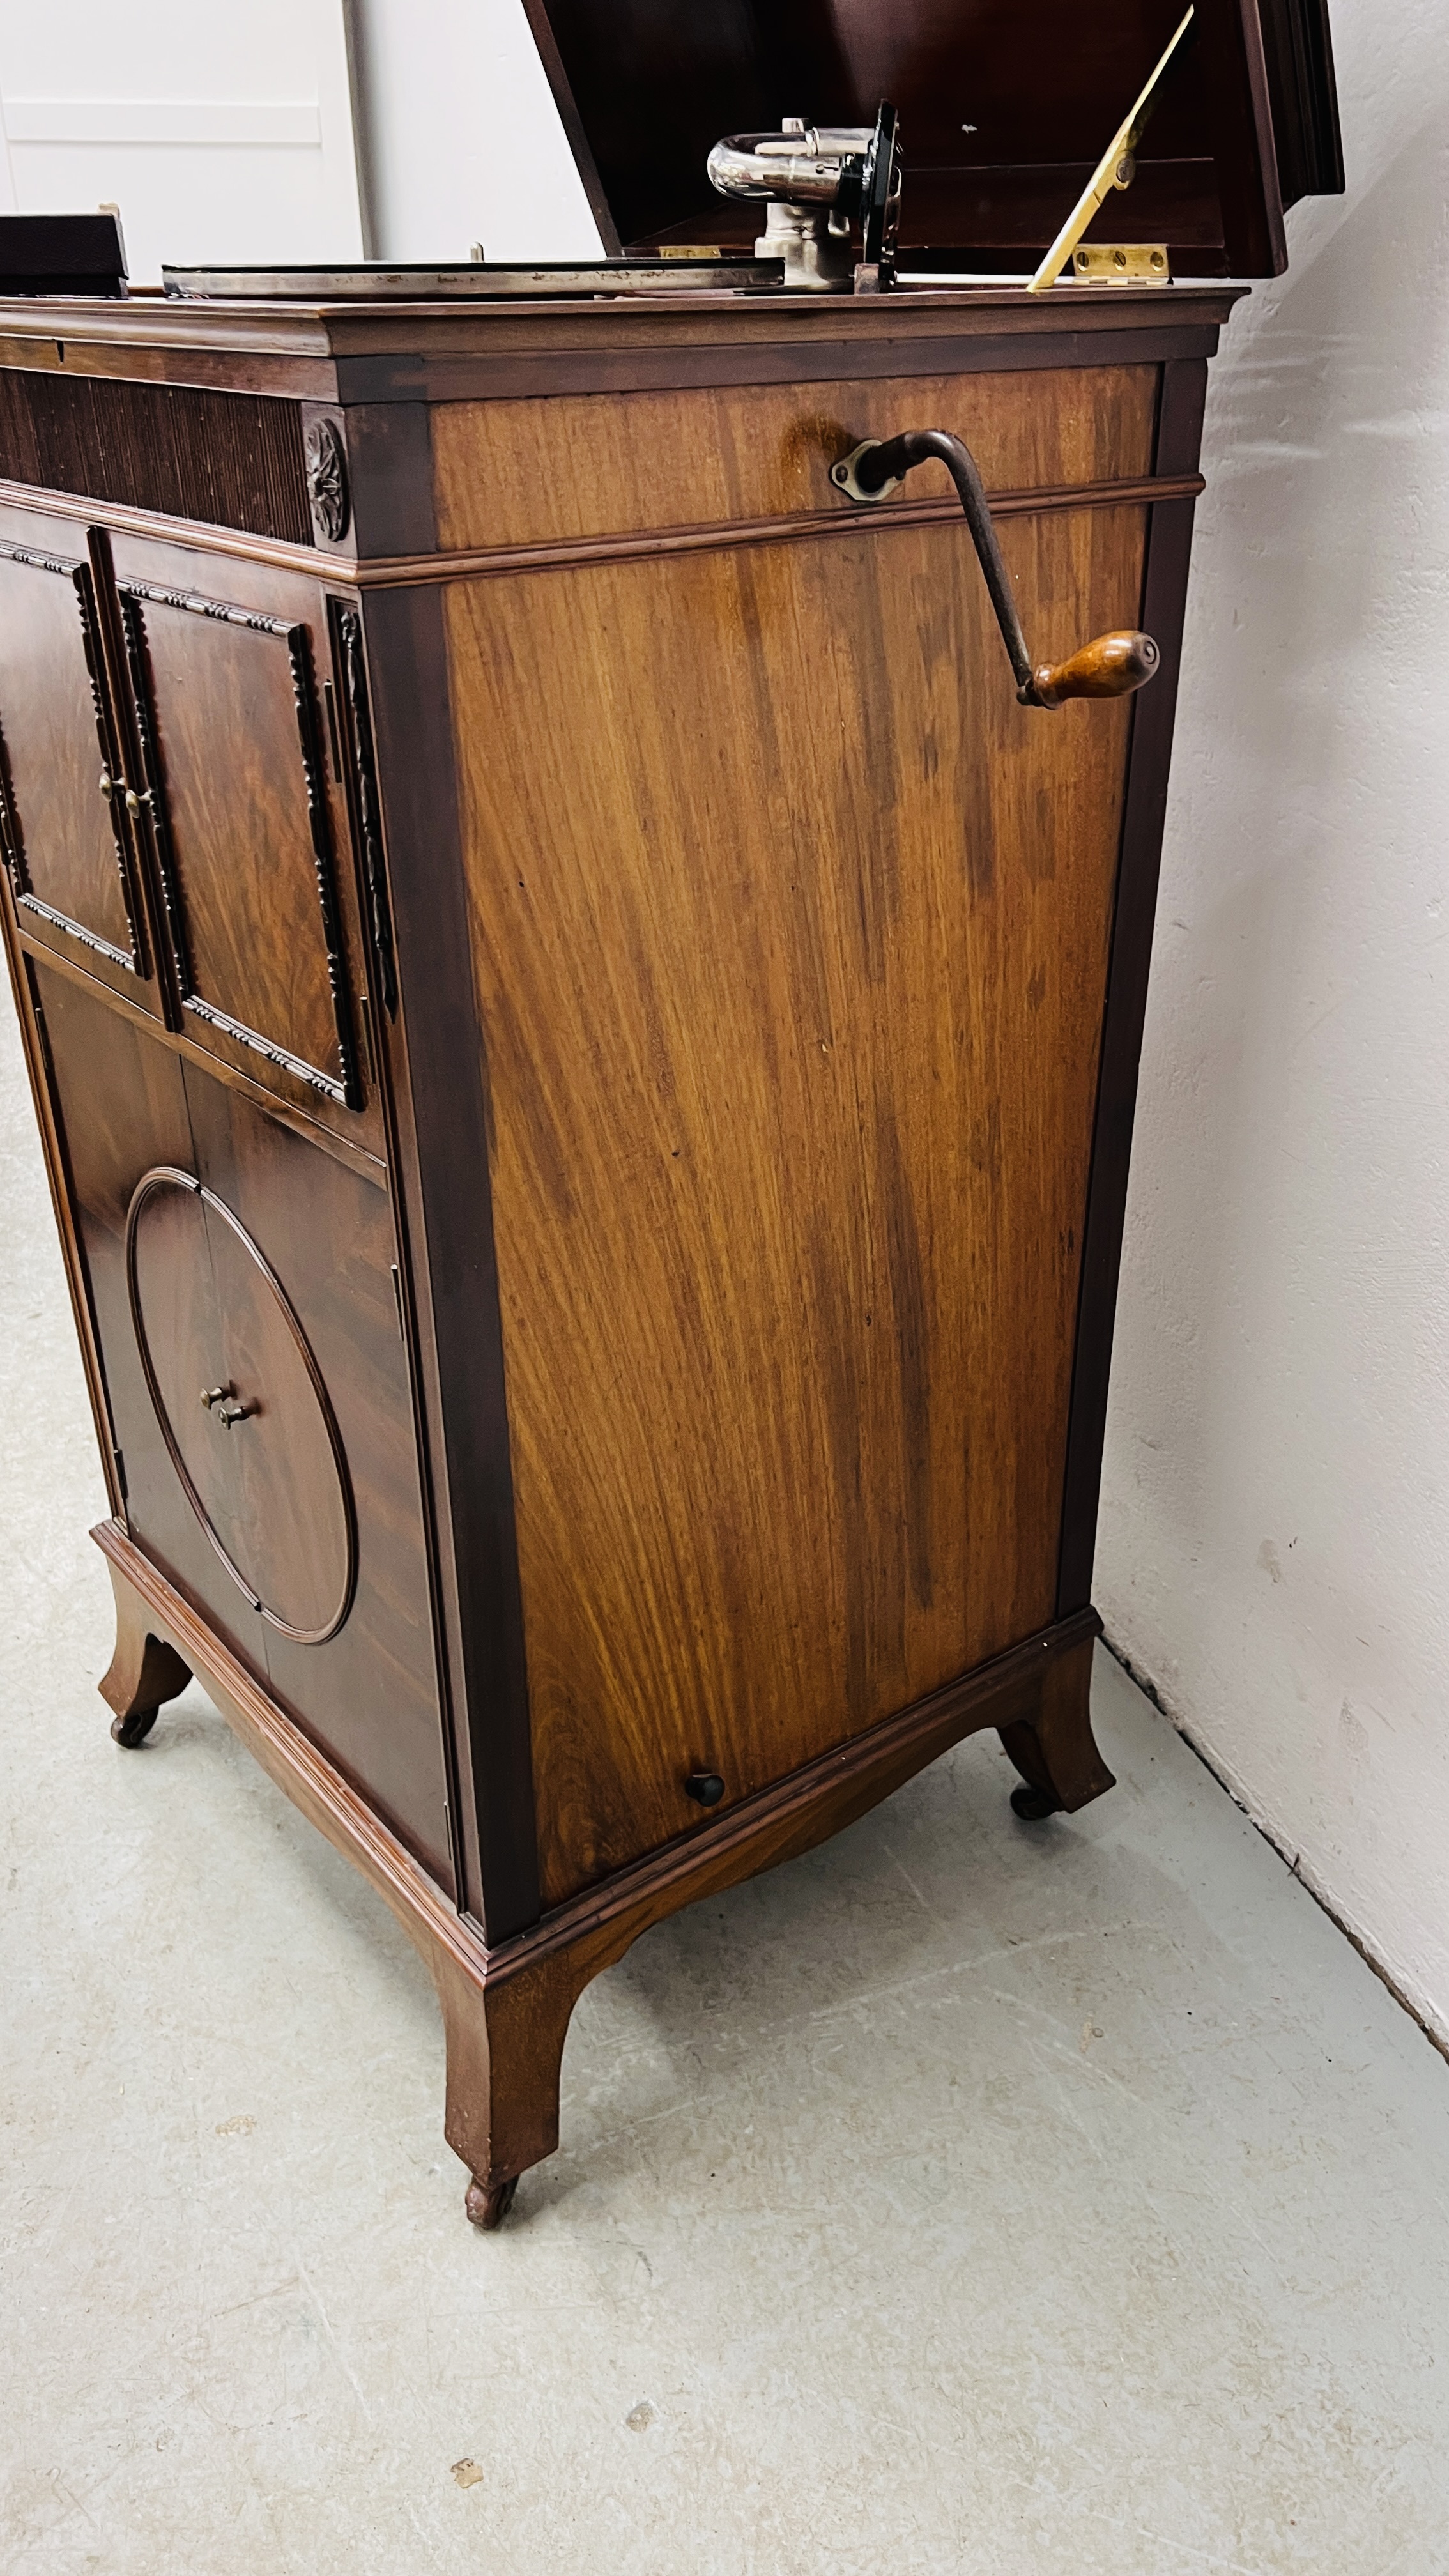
0,369,312,543
450,501,1145,1904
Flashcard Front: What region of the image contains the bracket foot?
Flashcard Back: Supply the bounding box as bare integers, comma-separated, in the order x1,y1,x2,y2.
465,2174,519,2231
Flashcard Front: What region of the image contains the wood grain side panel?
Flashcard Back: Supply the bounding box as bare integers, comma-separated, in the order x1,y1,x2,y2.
431,365,1159,553
448,502,1144,1903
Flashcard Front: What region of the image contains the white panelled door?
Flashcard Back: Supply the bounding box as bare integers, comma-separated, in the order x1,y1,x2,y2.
0,0,364,281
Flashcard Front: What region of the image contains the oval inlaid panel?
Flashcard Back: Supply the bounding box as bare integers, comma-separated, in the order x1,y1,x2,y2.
125,1165,356,1643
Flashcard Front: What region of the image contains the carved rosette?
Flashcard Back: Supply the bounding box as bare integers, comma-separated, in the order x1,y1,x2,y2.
305,417,351,545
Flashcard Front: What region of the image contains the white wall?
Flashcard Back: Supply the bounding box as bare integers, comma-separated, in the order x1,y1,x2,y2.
0,1,364,281
1096,0,1449,2043
0,0,597,283
347,0,601,261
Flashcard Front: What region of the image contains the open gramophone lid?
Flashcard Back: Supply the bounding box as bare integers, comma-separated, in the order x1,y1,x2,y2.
521,0,1343,282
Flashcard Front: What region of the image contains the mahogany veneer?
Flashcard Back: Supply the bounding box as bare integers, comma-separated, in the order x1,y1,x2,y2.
0,282,1234,2221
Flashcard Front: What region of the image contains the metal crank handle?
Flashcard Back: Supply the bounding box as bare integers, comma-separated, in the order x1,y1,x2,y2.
829,429,1160,711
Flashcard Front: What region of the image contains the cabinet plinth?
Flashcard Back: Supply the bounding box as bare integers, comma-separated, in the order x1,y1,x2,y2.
0,283,1231,2220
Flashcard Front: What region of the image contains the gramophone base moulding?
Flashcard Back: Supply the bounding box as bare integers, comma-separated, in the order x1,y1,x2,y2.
94,1519,1108,2223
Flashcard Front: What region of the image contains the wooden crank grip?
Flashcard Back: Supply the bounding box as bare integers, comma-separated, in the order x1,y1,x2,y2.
1028,629,1160,709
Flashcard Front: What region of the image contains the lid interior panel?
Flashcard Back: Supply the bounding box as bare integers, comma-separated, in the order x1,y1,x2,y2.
523,0,1341,275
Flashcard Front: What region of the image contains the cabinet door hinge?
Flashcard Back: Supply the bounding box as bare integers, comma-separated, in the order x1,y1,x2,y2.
112,1443,128,1503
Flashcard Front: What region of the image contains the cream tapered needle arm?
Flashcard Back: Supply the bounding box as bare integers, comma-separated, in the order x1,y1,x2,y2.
1026,7,1195,295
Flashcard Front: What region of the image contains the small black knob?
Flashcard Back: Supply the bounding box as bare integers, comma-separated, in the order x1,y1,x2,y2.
685,1771,726,1808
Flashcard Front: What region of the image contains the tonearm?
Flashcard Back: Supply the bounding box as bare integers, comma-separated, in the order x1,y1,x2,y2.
707,103,902,293
707,14,1193,302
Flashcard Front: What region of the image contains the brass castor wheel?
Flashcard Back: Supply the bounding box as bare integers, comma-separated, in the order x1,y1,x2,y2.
111,1706,158,1749
465,2173,519,2231
1010,1783,1060,1821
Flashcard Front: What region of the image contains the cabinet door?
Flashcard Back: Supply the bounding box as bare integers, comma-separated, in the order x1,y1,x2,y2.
126,1166,357,1649
0,521,162,1012
34,962,452,1885
109,546,377,1144
29,959,271,1680
178,1066,452,1883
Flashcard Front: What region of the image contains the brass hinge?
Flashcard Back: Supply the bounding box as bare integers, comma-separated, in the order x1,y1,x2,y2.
1069,243,1172,285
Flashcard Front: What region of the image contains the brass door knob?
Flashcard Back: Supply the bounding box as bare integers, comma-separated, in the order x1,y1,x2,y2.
200,1384,252,1426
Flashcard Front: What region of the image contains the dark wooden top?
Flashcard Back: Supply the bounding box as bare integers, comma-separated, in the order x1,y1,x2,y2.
0,284,1245,406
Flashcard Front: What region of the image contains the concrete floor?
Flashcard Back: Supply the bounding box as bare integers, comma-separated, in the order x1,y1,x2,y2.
3,995,1449,2576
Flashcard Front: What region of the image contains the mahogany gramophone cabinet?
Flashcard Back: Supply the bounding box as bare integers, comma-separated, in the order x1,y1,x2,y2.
0,2,1340,2224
